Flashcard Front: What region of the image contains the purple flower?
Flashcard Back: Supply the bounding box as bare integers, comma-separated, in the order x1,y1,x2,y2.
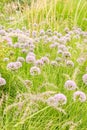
3,57,9,62
26,55,36,64
0,77,6,86
30,66,41,76
17,57,25,63
47,93,67,106
35,59,44,66
54,93,67,105
41,56,49,64
64,80,77,90
82,74,87,85
63,51,71,58
51,61,58,66
73,91,86,102
7,61,22,71
66,60,74,67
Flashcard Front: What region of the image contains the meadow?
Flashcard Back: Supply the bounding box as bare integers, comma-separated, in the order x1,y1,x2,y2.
0,0,87,129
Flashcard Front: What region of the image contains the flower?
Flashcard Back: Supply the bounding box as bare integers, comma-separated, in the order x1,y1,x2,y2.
3,57,9,62
17,57,25,63
35,59,44,66
82,74,87,85
54,93,67,105
30,66,41,76
0,77,6,86
66,60,74,67
51,61,58,66
41,56,49,64
7,61,22,71
73,91,86,102
63,51,71,58
26,55,36,64
47,93,67,106
64,80,77,90
24,80,33,87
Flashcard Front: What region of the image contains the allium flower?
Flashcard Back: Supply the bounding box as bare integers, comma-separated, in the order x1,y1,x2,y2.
55,57,62,62
47,97,57,107
73,91,86,102
35,59,44,66
7,61,22,71
15,61,22,68
77,57,86,65
21,49,27,54
40,29,45,36
3,57,9,62
47,93,67,106
63,51,71,58
27,52,35,57
54,94,67,105
51,61,58,66
24,80,33,87
66,60,74,67
7,62,17,71
14,43,20,48
0,77,6,86
41,56,49,64
58,45,67,51
32,31,37,38
26,55,36,64
64,80,77,90
0,30,6,36
50,42,58,48
30,66,41,76
17,57,25,63
57,50,63,54
82,74,87,85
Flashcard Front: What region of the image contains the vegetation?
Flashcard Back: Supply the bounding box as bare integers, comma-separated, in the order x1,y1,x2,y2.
0,0,87,129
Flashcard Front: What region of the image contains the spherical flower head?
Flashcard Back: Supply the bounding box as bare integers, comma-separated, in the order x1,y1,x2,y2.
82,74,87,85
66,60,74,67
17,57,25,63
54,93,67,105
40,29,45,36
47,93,67,107
30,66,41,76
7,61,22,71
27,52,36,57
41,56,49,64
50,42,58,48
3,57,9,62
63,51,71,58
73,91,86,102
47,96,58,107
51,61,58,67
15,61,22,69
26,55,36,64
24,80,33,87
32,31,37,38
7,62,17,71
77,57,85,64
0,77,6,86
0,29,6,36
35,59,44,66
64,80,77,90
14,43,20,48
21,49,27,54
55,57,62,62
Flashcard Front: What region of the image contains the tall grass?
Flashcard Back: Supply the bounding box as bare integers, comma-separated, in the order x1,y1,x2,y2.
0,0,87,30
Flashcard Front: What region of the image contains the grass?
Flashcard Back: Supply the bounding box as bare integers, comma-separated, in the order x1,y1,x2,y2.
0,0,87,130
